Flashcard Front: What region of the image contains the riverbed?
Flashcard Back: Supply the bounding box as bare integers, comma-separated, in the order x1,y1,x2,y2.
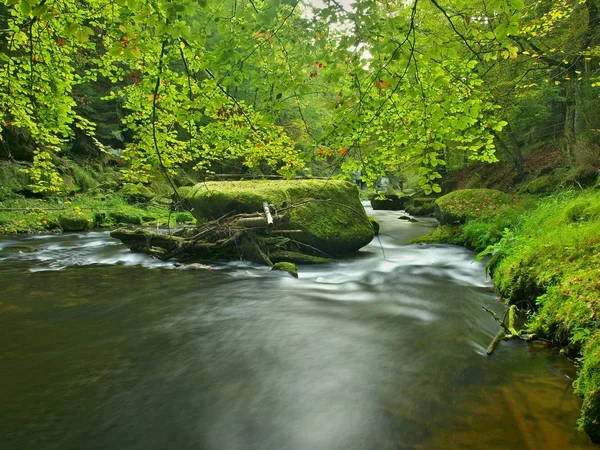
0,206,595,449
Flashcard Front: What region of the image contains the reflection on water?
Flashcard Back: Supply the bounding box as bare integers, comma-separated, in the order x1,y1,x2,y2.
0,210,595,449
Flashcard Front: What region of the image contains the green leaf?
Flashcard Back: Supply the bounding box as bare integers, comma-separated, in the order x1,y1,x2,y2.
19,0,31,15
509,0,524,10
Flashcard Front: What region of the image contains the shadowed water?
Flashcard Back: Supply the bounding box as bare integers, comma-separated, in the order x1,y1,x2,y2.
0,207,595,449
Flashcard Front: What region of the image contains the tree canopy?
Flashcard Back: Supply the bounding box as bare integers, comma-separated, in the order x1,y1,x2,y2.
1,0,598,193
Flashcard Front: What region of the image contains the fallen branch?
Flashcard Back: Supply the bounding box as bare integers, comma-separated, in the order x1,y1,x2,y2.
487,328,506,355
483,304,520,355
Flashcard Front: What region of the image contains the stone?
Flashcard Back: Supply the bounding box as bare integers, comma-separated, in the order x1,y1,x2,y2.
370,194,412,210
271,262,298,278
184,180,374,255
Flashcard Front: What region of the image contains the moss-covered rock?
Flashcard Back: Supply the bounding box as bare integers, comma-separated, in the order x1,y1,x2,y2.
517,175,557,194
271,262,298,278
111,212,142,225
410,225,464,245
434,189,510,224
58,213,93,231
368,216,380,235
184,180,373,255
405,196,436,216
370,193,412,210
119,183,154,204
174,212,195,224
0,161,33,198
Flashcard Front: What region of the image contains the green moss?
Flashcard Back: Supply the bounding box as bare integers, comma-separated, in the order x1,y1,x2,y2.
69,164,99,192
575,333,600,440
58,213,93,231
410,225,464,245
185,180,374,255
368,216,380,235
0,193,174,235
271,262,298,278
405,197,436,216
434,189,511,224
174,212,195,224
0,161,32,195
517,175,557,195
111,211,142,225
119,183,154,203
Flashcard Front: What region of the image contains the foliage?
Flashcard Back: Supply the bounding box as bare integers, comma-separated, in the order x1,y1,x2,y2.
486,0,600,169
0,0,530,194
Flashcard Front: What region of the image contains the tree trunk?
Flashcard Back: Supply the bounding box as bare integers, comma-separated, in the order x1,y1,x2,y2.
563,80,577,161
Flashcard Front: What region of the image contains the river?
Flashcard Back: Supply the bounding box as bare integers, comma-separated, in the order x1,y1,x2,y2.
0,205,595,449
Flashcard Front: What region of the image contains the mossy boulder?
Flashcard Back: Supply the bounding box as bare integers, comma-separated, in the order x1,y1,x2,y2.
368,216,380,235
434,189,510,224
119,184,154,203
184,180,374,255
111,212,142,225
58,213,93,231
0,162,34,197
271,262,298,278
370,193,412,210
175,212,195,224
405,197,436,216
517,175,557,194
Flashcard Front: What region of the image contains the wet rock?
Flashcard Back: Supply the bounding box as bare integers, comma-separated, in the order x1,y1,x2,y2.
271,262,298,278
370,194,412,210
119,184,154,204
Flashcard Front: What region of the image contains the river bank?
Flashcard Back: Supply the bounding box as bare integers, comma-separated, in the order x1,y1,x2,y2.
413,187,600,440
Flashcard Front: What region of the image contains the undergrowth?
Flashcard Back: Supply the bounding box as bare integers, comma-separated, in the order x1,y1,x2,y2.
0,194,175,234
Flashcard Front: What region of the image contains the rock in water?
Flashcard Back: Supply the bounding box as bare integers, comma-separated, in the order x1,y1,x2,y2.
271,262,298,278
184,180,374,255
370,193,412,210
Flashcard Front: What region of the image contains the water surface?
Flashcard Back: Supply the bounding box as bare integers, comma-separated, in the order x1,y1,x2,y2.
0,207,594,449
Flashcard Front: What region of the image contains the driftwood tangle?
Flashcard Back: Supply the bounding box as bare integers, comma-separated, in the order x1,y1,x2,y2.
110,206,330,265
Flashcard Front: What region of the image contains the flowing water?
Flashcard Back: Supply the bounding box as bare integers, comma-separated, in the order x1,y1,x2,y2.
0,206,595,449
